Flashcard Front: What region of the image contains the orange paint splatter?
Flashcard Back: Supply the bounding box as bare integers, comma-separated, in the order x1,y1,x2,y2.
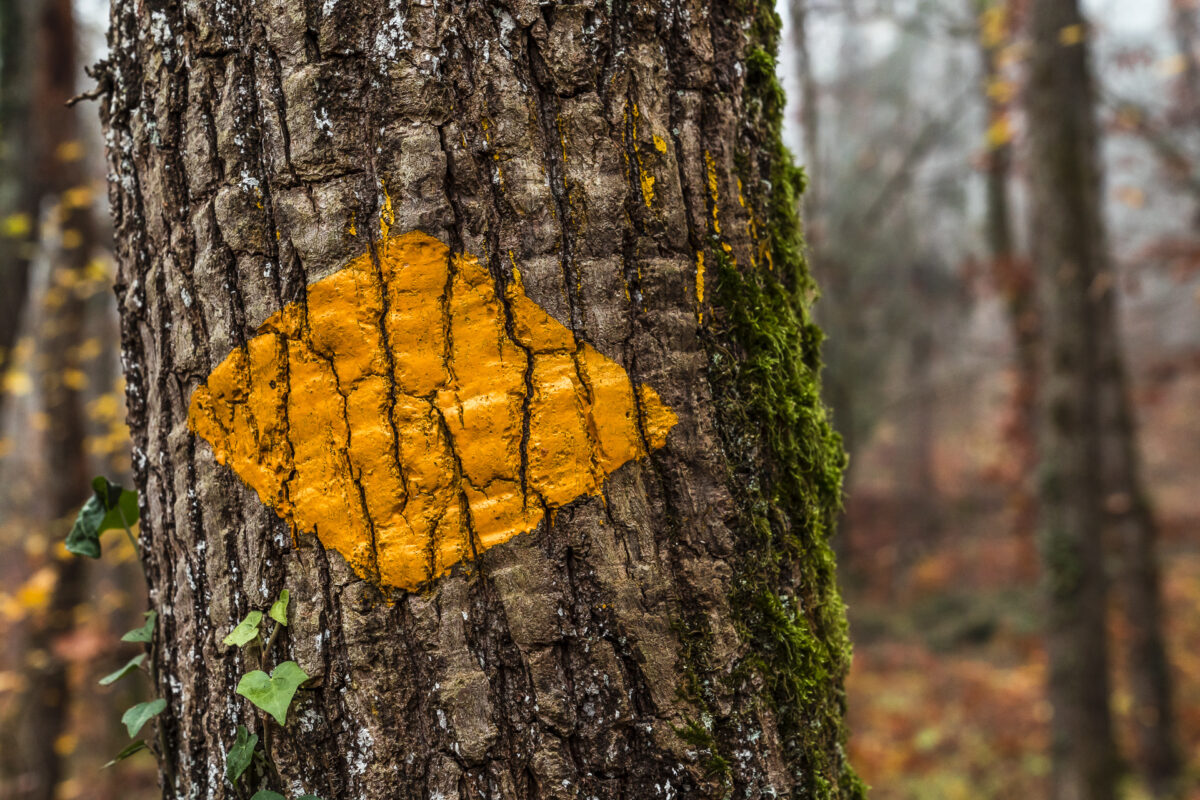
189,231,677,593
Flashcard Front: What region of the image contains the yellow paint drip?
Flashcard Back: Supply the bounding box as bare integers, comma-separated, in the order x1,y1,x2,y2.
188,231,678,593
695,250,705,324
378,180,395,241
639,172,656,209
705,150,721,235
630,102,656,209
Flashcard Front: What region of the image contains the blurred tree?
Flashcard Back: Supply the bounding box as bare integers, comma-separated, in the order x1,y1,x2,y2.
792,3,974,580
97,1,862,798
788,0,821,219
975,0,1039,576
1170,0,1200,124
0,0,98,798
0,0,36,394
1025,1,1180,798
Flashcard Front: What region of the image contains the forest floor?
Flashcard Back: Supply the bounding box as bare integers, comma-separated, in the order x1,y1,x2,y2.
845,525,1200,800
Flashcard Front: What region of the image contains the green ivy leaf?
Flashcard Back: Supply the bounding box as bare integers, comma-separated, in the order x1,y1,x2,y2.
121,610,157,643
65,476,139,558
225,724,258,783
249,792,285,800
268,589,290,626
99,654,146,686
102,739,147,768
236,661,308,726
223,610,263,647
121,698,166,738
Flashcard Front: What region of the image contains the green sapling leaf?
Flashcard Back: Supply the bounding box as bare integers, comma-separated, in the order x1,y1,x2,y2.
225,724,258,783
103,739,147,768
236,661,309,726
65,476,139,558
99,654,146,686
223,610,263,647
66,495,105,558
249,792,285,800
268,589,290,626
121,610,157,643
121,698,166,738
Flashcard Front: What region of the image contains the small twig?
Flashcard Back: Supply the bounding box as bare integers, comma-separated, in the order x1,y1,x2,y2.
263,713,274,771
66,60,111,107
260,623,281,671
258,623,284,785
117,507,140,558
65,83,107,107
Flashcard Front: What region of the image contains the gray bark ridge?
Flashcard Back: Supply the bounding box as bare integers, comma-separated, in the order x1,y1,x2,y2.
101,1,858,798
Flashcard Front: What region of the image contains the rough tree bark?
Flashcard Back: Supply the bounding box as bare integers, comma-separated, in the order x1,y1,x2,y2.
99,1,862,799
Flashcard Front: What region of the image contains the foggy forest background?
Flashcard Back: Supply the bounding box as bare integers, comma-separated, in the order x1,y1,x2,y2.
2,0,1199,798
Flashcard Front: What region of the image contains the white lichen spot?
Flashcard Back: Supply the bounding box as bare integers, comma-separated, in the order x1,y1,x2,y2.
314,107,333,137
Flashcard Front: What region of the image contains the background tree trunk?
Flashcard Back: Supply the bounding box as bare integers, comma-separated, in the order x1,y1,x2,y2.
99,1,862,798
1098,349,1181,796
4,0,96,797
0,0,38,402
976,0,1040,579
1170,0,1200,123
1025,2,1121,799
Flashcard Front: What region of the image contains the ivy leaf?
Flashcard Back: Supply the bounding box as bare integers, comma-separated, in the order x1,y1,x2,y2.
225,724,258,783
65,476,139,558
65,495,105,558
102,739,147,768
121,698,166,738
236,661,308,726
99,654,146,686
268,589,290,626
223,610,263,647
121,610,157,643
249,792,285,800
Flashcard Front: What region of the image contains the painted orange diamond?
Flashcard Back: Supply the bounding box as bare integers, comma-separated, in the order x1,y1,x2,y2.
188,231,677,592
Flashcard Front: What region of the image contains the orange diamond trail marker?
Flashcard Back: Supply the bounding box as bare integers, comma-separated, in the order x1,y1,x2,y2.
188,231,678,593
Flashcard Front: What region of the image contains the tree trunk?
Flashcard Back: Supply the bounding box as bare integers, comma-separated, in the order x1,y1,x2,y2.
1025,2,1119,799
1170,0,1200,124
1098,353,1181,796
976,0,1039,579
99,2,862,799
787,0,821,221
0,0,38,400
5,0,96,797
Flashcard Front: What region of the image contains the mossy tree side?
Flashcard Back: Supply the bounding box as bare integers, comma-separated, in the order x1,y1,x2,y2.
99,1,861,798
